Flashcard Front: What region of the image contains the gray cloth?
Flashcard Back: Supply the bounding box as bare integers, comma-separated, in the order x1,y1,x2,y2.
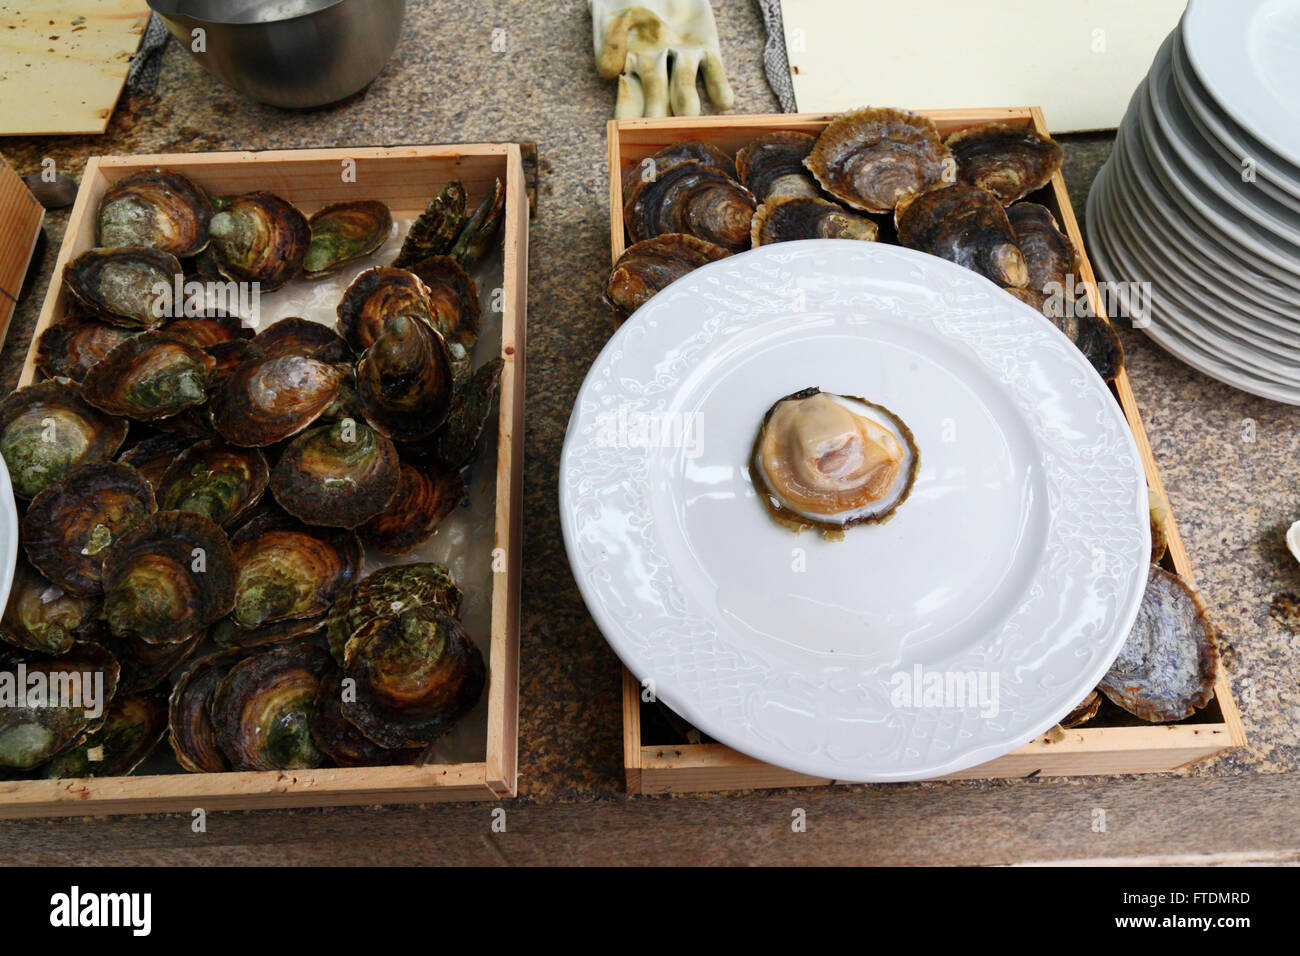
125,13,172,94
753,0,797,112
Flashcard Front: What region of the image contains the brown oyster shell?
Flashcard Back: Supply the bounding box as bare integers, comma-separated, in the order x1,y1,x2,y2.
805,108,955,214
605,234,730,317
62,247,182,328
168,648,249,772
310,668,422,767
117,433,200,493
945,122,1063,205
303,200,393,277
358,458,465,555
35,309,138,382
207,192,310,291
1004,287,1124,382
157,313,253,349
97,168,212,257
155,439,270,527
1060,689,1102,729
0,380,129,500
1149,488,1169,565
210,612,326,650
336,266,435,354
81,331,216,422
42,689,169,779
324,563,462,667
209,355,343,447
624,160,756,252
896,183,1029,288
0,643,120,770
408,254,480,353
423,357,504,472
0,559,100,657
736,131,821,201
356,313,455,442
270,419,400,528
1099,566,1219,722
621,142,737,197
1007,202,1081,299
252,317,351,364
102,629,203,694
751,196,879,246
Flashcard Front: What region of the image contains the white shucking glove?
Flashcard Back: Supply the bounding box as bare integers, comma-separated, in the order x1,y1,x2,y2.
589,0,735,118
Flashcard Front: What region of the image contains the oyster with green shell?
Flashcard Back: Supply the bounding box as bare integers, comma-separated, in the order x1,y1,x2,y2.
394,181,467,268
0,380,128,500
324,562,462,666
209,642,331,771
81,331,216,422
304,200,392,277
116,433,200,493
97,168,213,257
207,192,310,292
0,559,100,657
21,461,157,597
42,689,168,779
422,357,504,472
450,178,506,270
62,247,182,329
336,266,435,354
270,418,400,527
155,440,270,528
210,612,326,651
0,643,120,770
356,313,455,442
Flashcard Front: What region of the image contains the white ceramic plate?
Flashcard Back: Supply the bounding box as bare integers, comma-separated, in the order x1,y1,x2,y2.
561,241,1151,782
1183,0,1300,168
0,458,16,623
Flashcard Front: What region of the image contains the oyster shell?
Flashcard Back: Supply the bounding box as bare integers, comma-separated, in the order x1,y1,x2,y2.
42,689,168,779
356,313,455,442
341,606,485,749
209,355,343,447
450,178,505,270
310,668,422,767
325,562,462,666
168,648,248,772
229,511,361,628
751,387,920,535
624,161,756,252
63,247,182,328
155,439,270,527
1060,689,1102,729
117,433,200,493
35,309,138,382
805,108,955,214
270,418,400,528
0,643,120,770
210,642,331,771
0,559,99,656
204,339,264,389
605,234,730,316
303,200,392,277
22,462,157,597
751,197,879,246
358,458,465,555
624,143,737,196
1149,488,1169,565
102,629,202,694
425,357,504,472
0,381,128,500
394,181,467,268
945,122,1063,205
408,254,480,355
210,612,326,650
736,131,820,201
101,511,237,645
252,316,351,364
157,312,253,349
97,168,212,257
1006,202,1081,300
1046,302,1124,382
81,331,216,422
336,266,435,354
1099,566,1219,722
896,183,1029,288
207,192,310,291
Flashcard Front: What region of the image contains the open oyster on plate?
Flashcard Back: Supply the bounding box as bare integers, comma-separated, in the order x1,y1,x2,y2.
207,192,310,291
624,159,756,252
805,107,955,214
97,168,213,257
605,234,730,317
945,122,1063,205
736,131,820,201
63,247,181,329
751,387,920,536
0,380,128,500
896,183,1029,288
751,197,878,246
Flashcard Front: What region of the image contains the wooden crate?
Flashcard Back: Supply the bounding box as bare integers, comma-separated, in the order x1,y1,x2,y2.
0,152,44,350
1,144,528,817
608,110,1247,794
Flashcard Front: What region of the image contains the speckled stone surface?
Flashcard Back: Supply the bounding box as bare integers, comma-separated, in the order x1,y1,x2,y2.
0,0,1296,858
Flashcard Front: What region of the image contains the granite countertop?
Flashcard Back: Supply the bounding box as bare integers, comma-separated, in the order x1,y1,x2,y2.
0,0,1296,863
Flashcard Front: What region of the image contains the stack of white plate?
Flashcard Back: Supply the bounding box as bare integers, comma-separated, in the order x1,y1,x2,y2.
1086,0,1300,404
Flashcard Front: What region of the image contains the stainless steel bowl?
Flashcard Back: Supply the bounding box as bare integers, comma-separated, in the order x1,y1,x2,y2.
148,0,405,109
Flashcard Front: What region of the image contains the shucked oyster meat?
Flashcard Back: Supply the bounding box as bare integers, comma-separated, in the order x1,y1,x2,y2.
751,388,920,535
896,183,1029,288
805,108,955,214
945,122,1063,205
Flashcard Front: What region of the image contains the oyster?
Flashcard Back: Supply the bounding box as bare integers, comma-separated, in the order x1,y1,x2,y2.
155,440,270,527
102,630,203,694
252,316,351,364
394,181,467,268
167,648,248,772
204,339,264,389
211,612,326,650
805,108,954,214
408,254,480,356
896,183,1029,288
1060,689,1102,729
101,510,237,645
97,168,212,257
271,419,400,527
1043,301,1124,382
63,247,182,329
310,668,422,767
736,131,820,201
625,161,756,252
1007,203,1081,300
22,462,157,596
207,192,310,291
35,309,137,382
158,312,253,349
325,562,462,666
0,643,120,770
42,689,168,779
450,178,505,270
751,388,920,534
0,381,128,500
210,642,331,771
604,234,729,316
209,355,343,447
1149,488,1169,565
341,607,485,749
81,331,216,422
336,266,435,354
356,313,455,441
0,559,99,656
229,511,361,628
358,459,465,555
425,357,504,472
303,200,392,277
1099,566,1219,722
751,197,879,246
117,433,200,493
945,122,1063,205
624,143,737,196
